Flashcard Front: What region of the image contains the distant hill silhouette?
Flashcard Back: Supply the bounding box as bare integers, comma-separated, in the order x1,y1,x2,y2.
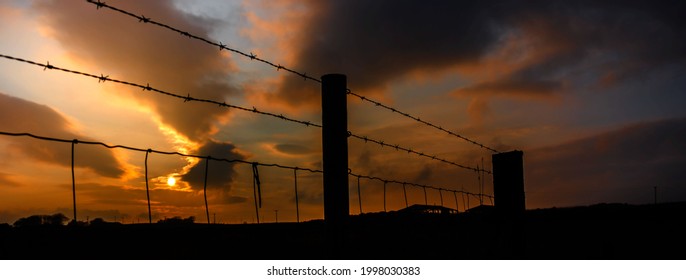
1,202,685,260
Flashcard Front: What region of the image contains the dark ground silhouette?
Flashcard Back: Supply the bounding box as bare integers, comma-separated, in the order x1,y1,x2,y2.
1,202,685,260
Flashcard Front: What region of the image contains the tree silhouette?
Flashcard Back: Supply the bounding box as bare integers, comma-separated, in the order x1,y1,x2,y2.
157,216,195,224
13,213,68,227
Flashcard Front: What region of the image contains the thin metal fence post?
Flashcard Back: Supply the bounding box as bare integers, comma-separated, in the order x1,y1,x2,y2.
453,191,459,213
357,176,362,214
423,186,428,205
145,149,152,223
439,189,444,207
383,181,387,212
294,169,300,223
252,163,262,224
71,139,78,223
204,156,211,224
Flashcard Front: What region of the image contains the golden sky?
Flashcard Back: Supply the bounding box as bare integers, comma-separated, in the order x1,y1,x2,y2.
1,0,685,224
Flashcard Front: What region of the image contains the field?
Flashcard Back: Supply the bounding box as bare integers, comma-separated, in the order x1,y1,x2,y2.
1,202,685,260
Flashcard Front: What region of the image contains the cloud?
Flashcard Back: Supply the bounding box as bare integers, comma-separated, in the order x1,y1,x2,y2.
180,139,246,192
270,0,500,108
0,92,125,178
266,0,686,110
525,117,686,208
273,143,314,155
33,0,240,142
0,172,23,188
453,79,562,98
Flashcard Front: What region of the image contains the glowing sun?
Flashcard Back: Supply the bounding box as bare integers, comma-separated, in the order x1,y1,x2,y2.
167,176,176,187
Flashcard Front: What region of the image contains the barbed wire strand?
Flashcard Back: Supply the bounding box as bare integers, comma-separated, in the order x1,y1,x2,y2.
84,0,500,154
3,132,329,225
1,53,494,174
348,132,491,174
347,90,499,153
0,132,323,174
0,54,321,128
2,131,495,218
85,0,322,83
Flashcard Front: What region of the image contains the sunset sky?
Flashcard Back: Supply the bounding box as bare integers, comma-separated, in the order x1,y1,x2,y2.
0,0,685,224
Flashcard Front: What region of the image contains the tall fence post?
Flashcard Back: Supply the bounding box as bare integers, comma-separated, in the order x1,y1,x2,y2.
492,150,525,258
321,73,348,258
492,150,525,216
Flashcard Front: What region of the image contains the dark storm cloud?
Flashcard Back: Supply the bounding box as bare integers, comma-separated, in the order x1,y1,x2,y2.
181,139,245,192
276,0,501,106
277,0,686,105
525,118,686,208
0,93,125,178
413,165,433,183
492,0,686,89
454,79,562,97
34,0,240,141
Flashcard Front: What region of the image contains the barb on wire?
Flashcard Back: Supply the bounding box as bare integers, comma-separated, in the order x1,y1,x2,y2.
84,0,322,83
0,54,321,128
347,90,499,153
0,131,323,174
348,132,491,174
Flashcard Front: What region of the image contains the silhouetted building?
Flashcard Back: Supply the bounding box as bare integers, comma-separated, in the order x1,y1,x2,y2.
466,204,496,215
398,204,458,216
492,150,525,216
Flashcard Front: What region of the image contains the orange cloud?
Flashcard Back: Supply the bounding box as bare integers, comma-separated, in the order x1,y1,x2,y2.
0,92,126,178
34,0,239,143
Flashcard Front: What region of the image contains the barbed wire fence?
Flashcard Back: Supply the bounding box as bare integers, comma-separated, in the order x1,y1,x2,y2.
0,0,502,224
0,131,491,223
83,0,498,153
81,0,498,211
349,171,493,214
0,132,323,224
